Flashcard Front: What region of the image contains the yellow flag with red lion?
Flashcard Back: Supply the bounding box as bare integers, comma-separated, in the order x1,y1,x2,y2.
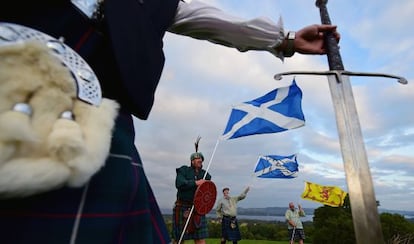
301,181,347,207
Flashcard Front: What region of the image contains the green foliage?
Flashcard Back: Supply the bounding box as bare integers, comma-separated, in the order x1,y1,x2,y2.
311,194,414,244
240,224,255,240
206,219,292,241
381,213,414,243
165,198,414,244
207,221,221,237
205,239,310,244
303,222,315,243
312,205,355,244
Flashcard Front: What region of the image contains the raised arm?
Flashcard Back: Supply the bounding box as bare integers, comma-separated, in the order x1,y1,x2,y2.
169,0,285,58
169,1,340,59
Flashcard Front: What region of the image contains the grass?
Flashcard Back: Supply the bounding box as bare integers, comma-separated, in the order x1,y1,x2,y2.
205,239,309,244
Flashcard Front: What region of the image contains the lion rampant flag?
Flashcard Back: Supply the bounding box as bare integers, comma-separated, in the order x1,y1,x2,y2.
301,181,347,207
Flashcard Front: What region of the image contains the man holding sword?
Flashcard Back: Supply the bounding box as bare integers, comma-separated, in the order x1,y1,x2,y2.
285,202,306,244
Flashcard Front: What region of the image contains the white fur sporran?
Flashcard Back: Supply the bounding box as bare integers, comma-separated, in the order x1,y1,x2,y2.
0,22,119,198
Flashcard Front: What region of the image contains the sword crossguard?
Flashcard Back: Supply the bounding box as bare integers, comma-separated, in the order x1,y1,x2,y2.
274,70,408,85
296,1,408,85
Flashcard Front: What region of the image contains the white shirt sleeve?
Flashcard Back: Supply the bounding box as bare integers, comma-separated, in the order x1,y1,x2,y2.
169,0,285,60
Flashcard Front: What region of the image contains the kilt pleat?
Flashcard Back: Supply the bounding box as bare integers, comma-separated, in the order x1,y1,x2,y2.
171,201,209,241
0,112,170,244
222,216,241,241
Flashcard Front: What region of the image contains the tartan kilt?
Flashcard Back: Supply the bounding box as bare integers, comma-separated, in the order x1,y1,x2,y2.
221,216,241,241
172,201,209,241
288,228,306,241
0,112,170,244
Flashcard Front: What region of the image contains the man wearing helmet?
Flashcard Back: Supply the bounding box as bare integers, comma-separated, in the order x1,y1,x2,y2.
172,139,213,244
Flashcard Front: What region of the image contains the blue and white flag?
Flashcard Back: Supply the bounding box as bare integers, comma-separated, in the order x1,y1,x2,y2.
254,154,299,178
221,80,305,140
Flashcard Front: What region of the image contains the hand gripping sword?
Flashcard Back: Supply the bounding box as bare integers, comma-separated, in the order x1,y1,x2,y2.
274,1,408,244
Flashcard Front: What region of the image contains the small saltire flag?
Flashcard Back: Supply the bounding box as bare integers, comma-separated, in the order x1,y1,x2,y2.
254,154,299,178
301,181,347,207
221,79,305,140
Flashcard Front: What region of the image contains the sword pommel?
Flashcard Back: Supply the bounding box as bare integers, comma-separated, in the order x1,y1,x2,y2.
315,0,328,8
399,77,408,84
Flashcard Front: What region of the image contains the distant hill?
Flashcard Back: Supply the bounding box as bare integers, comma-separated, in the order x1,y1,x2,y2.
236,207,313,216
161,207,414,218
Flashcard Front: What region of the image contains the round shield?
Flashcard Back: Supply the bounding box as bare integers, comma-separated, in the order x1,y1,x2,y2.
193,181,217,215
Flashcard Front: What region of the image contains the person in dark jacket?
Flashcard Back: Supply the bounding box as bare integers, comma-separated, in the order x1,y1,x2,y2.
172,137,212,244
0,0,339,243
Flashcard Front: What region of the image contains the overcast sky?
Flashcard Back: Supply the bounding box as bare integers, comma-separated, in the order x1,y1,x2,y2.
133,0,414,212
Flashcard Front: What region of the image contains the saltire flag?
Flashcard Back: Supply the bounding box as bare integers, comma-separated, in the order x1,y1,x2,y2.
221,79,305,140
301,181,347,207
254,154,299,178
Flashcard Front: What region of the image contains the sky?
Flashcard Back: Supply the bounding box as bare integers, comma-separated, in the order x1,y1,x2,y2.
133,0,414,212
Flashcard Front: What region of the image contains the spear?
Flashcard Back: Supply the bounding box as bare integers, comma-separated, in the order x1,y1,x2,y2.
274,1,407,243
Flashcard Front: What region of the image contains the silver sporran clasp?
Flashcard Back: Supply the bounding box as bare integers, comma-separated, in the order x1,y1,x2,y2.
0,22,102,106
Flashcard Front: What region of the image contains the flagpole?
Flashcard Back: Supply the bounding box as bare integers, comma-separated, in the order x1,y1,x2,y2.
300,181,307,205
177,205,195,244
296,156,302,207
177,138,221,244
250,155,261,179
202,138,220,180
245,156,261,190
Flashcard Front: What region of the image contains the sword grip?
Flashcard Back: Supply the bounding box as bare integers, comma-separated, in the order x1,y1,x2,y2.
315,0,344,71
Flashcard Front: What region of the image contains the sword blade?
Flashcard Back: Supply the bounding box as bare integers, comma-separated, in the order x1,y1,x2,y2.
327,73,384,244
316,1,385,242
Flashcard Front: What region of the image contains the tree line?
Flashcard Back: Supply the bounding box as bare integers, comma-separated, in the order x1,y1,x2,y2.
165,196,414,243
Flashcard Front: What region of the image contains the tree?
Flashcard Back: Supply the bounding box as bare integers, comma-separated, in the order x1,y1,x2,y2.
312,194,414,244
381,213,414,243
312,194,356,244
312,206,355,243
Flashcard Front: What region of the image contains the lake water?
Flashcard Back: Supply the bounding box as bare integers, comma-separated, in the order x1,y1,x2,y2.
162,208,314,222
163,208,413,222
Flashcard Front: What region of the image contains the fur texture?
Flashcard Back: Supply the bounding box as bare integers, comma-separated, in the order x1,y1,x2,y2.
0,41,119,197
